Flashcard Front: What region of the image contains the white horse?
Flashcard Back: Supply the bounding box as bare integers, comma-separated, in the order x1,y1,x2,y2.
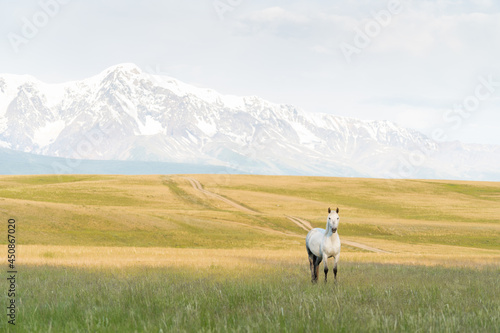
305,207,341,283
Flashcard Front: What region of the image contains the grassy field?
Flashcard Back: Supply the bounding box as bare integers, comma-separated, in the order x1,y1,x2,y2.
0,174,499,332
6,263,500,332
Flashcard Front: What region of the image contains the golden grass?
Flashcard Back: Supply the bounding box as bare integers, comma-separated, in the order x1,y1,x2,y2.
1,174,499,268
15,244,500,269
17,245,303,269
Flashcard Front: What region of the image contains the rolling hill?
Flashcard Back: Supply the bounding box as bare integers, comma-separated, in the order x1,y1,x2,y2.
1,174,498,259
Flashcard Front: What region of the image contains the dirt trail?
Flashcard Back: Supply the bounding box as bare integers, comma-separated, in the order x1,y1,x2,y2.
184,177,389,253
185,177,301,237
184,177,257,213
285,215,312,232
341,240,390,253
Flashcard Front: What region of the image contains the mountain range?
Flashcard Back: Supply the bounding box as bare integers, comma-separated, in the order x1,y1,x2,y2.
1,63,499,180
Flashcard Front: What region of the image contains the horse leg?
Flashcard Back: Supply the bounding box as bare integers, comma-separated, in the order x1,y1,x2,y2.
313,256,322,283
323,254,329,283
307,247,316,282
309,256,316,282
333,255,340,283
309,256,314,280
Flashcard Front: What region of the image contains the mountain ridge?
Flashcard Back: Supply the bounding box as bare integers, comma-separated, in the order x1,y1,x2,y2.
1,64,499,180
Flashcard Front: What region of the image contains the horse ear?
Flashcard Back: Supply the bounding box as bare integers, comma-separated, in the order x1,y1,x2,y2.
336,207,339,213
328,207,331,213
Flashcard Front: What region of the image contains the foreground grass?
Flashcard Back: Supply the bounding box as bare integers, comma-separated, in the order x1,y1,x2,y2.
4,262,499,332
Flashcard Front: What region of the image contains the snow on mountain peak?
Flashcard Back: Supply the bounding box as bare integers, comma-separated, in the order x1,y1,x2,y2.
105,63,143,75
0,64,499,180
145,72,248,110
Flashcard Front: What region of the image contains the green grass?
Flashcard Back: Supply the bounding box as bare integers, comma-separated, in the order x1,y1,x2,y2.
223,177,500,223
0,186,142,207
439,182,500,201
5,263,499,332
162,177,213,209
2,175,109,185
341,224,500,250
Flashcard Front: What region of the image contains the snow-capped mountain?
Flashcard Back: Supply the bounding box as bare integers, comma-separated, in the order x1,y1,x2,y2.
1,63,499,180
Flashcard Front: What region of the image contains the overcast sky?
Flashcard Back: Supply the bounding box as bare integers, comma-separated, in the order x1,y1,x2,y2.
1,0,499,144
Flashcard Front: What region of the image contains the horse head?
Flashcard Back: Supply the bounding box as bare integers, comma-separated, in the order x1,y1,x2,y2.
327,207,340,233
